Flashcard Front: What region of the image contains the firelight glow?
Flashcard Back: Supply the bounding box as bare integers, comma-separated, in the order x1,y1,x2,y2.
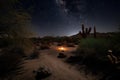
58,46,67,51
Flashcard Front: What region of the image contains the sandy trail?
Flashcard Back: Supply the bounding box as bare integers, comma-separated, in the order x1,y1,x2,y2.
37,53,87,80
14,46,90,80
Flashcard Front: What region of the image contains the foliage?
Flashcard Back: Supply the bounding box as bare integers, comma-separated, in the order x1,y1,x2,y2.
0,49,24,80
109,31,120,56
0,0,34,54
77,38,110,60
75,35,120,79
34,67,52,80
0,0,34,79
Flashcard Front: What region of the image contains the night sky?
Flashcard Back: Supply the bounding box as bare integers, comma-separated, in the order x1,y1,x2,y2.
27,0,120,37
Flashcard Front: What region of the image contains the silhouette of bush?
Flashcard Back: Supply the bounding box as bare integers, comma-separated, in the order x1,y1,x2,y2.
28,50,39,59
109,32,120,57
40,45,50,50
76,38,110,65
57,53,67,58
77,38,110,60
0,0,34,79
66,43,75,47
0,48,24,80
33,67,52,80
75,37,120,79
57,43,63,46
66,56,83,64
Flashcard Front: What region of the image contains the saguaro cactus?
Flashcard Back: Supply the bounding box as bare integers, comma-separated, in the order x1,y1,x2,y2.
94,26,96,38
79,24,91,38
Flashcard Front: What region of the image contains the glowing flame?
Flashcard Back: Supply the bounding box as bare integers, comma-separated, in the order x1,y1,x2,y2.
58,46,67,51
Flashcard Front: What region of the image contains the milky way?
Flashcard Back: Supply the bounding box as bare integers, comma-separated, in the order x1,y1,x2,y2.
30,0,120,36
56,0,88,19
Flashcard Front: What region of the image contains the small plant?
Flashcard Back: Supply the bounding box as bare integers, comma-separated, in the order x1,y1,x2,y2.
29,51,39,59
77,38,110,59
40,44,50,50
74,37,120,79
57,53,67,58
66,55,83,64
66,43,75,47
0,48,24,80
33,67,52,80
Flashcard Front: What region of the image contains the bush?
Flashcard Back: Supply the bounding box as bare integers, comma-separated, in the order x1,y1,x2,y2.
77,38,110,60
33,67,52,80
75,37,120,79
0,48,24,79
66,56,83,64
66,43,75,47
109,32,120,57
40,45,50,50
57,53,67,58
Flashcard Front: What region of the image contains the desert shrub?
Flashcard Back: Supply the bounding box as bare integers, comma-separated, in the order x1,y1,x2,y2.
109,32,120,57
66,56,83,64
75,37,120,79
0,0,34,79
77,38,110,60
66,43,75,47
0,49,24,80
40,45,50,50
33,67,52,80
28,49,39,59
57,53,67,58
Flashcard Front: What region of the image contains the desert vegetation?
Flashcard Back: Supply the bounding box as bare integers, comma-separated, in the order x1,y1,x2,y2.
0,0,34,79
0,0,120,80
66,26,120,80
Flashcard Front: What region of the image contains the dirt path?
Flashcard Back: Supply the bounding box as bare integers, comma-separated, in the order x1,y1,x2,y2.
37,53,87,80
14,46,95,80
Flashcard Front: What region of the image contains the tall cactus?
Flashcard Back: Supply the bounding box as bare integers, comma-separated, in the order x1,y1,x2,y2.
94,26,96,38
79,24,91,38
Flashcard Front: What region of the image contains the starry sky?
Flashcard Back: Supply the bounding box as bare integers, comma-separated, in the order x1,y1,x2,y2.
27,0,120,37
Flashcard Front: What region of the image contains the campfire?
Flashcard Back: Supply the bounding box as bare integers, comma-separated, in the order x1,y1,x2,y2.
58,46,67,52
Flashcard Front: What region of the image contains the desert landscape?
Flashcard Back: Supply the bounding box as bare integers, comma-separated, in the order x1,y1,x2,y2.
15,45,87,80
0,0,120,80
